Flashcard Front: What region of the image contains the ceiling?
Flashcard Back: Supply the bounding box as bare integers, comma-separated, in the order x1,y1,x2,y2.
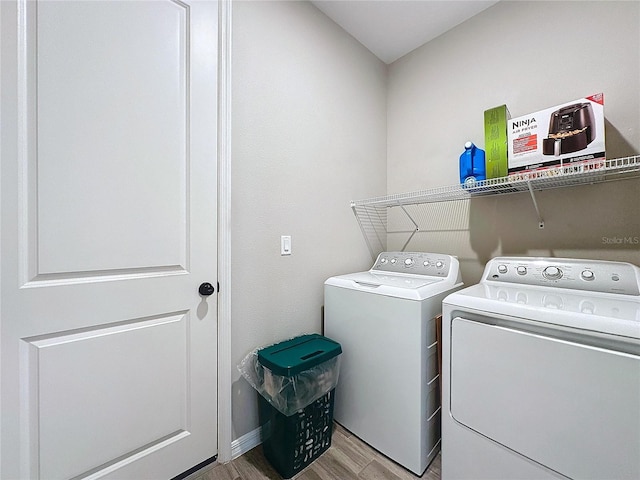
311,0,500,64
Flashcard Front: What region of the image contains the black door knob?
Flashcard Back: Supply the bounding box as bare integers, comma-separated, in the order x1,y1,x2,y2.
199,282,215,296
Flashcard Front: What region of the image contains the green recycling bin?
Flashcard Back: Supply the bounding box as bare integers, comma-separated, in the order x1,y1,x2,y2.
256,334,342,478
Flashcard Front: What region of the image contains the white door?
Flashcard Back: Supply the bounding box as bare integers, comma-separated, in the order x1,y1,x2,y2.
1,1,219,478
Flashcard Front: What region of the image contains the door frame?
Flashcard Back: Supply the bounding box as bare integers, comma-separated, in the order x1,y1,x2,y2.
217,0,233,465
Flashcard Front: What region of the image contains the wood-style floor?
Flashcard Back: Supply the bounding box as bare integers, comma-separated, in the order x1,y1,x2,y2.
194,423,440,480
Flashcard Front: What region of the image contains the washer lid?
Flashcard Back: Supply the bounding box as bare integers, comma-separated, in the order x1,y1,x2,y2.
325,271,451,300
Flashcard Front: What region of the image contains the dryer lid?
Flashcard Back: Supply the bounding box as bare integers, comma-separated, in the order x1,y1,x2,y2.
443,282,640,339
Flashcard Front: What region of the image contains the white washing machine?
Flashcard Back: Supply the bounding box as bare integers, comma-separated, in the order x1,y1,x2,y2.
441,256,640,479
324,252,463,475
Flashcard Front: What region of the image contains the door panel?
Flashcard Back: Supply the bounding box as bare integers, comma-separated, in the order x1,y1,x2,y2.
450,317,640,479
1,1,218,478
28,314,188,479
35,0,187,276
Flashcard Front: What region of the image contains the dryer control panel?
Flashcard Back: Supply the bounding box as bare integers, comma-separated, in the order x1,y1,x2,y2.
372,252,455,278
484,256,640,296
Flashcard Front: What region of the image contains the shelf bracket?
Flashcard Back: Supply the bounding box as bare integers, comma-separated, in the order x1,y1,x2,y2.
526,181,545,229
399,204,420,251
351,203,386,259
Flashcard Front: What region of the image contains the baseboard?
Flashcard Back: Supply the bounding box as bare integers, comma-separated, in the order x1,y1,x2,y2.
231,426,263,460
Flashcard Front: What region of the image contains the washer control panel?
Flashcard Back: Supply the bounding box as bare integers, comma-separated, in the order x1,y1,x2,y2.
484,257,640,296
373,252,453,277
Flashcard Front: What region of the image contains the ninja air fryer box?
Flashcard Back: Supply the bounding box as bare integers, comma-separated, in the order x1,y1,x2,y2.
507,93,605,179
484,104,511,179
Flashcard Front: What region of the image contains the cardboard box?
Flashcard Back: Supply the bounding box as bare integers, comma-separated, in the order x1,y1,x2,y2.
507,93,605,178
484,104,511,179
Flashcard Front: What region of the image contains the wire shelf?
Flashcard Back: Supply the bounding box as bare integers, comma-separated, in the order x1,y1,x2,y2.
351,155,640,258
351,155,640,208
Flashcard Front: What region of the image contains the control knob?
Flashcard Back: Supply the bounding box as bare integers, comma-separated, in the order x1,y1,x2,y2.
404,258,414,266
543,266,563,280
497,264,508,274
516,266,527,275
581,270,595,281
436,261,444,269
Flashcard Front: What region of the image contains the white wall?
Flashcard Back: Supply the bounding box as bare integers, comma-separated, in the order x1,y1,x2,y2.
231,1,387,440
387,0,640,283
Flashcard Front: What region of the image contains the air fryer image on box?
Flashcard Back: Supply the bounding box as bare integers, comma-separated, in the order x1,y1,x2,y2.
542,102,596,156
507,93,605,178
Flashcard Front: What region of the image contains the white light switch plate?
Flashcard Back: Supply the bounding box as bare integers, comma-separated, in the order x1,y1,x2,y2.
281,235,291,255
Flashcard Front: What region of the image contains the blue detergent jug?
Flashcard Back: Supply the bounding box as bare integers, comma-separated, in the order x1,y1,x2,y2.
459,141,486,186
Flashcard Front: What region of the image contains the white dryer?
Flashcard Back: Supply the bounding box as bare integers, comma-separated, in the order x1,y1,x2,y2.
324,252,463,475
442,256,640,479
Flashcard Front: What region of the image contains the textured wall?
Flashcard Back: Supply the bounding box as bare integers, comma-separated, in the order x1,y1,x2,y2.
386,0,640,283
231,1,387,440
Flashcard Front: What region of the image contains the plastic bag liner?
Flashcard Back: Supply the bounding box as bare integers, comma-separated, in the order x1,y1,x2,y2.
238,336,342,417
